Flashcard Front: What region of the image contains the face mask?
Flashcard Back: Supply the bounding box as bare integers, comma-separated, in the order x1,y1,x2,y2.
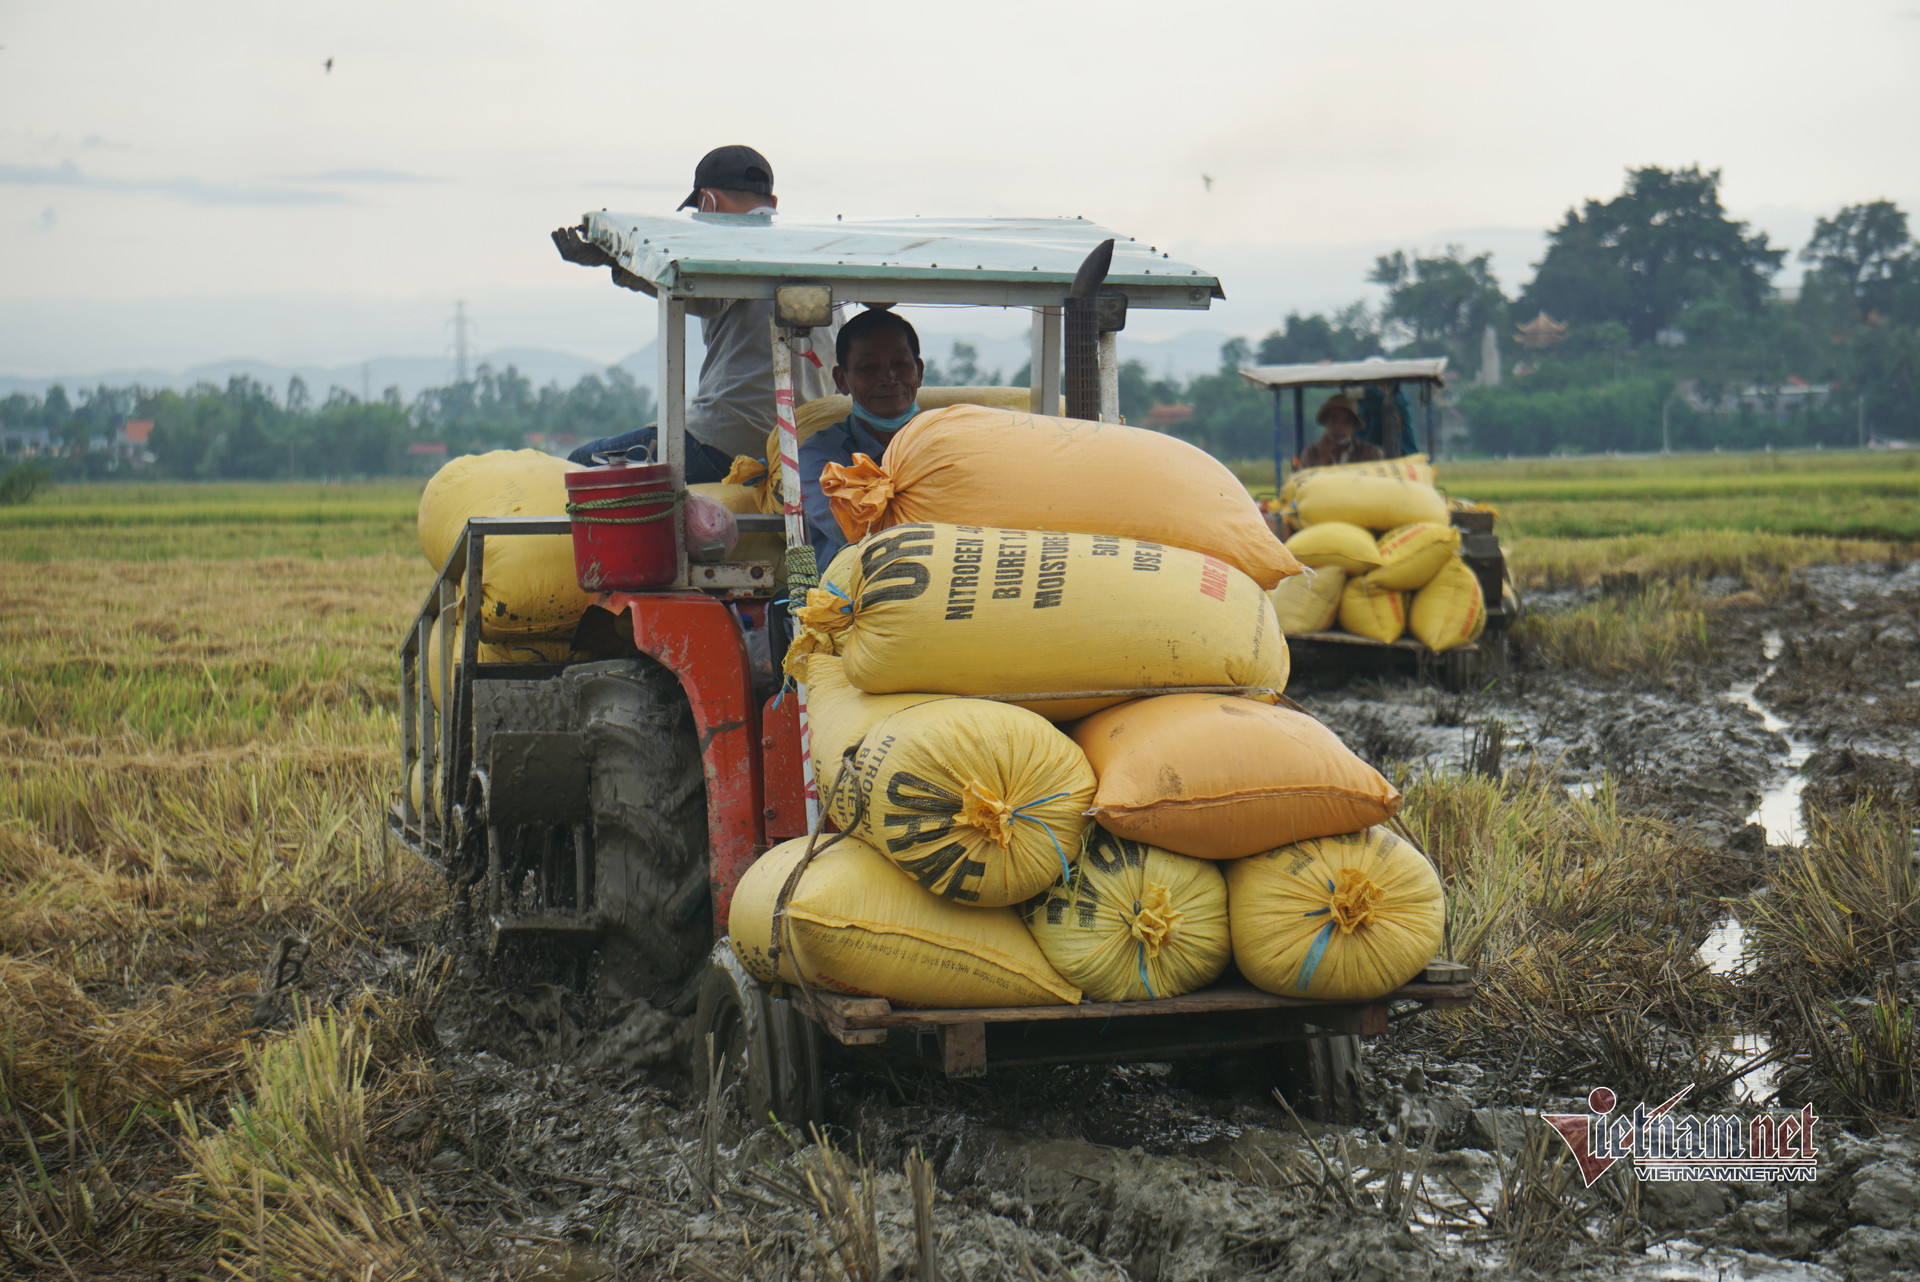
850,400,920,434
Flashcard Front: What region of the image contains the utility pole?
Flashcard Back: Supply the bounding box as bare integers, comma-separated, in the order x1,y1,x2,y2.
361,362,371,403
453,301,471,384
1858,392,1866,450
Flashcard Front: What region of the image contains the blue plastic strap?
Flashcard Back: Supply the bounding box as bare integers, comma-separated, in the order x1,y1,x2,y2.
1010,792,1075,884
1295,921,1336,992
823,581,854,613
1132,898,1158,1001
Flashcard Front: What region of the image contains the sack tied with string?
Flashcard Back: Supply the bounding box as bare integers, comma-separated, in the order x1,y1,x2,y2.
729,835,1080,1009
802,655,944,797
417,449,591,640
816,406,1301,589
831,698,1096,908
783,523,1290,722
1018,830,1230,1003
1225,826,1445,1002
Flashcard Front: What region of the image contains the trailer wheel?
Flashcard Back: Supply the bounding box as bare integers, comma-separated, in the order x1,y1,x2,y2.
573,662,713,1013
1272,1032,1363,1123
689,942,823,1130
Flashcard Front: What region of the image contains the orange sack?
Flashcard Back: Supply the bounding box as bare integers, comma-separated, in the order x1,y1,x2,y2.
1071,694,1403,860
818,406,1301,590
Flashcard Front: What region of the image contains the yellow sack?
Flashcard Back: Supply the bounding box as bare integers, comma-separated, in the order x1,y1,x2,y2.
1226,827,1445,1001
785,524,1290,721
729,836,1080,1008
1285,522,1383,575
1410,556,1487,653
407,756,438,818
1289,473,1449,534
1367,522,1462,591
689,481,760,514
818,407,1301,589
1339,578,1408,643
1072,695,1403,860
833,699,1095,907
1269,566,1345,634
1278,454,1434,506
1019,830,1230,1002
417,450,591,641
764,388,1053,514
426,610,581,711
803,656,944,799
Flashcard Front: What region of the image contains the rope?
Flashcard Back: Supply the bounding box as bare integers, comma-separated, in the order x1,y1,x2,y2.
784,544,820,593
564,490,683,524
767,742,867,1025
1010,791,1074,884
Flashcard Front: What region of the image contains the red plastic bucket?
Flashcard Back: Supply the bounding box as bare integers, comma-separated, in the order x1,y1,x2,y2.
564,461,680,591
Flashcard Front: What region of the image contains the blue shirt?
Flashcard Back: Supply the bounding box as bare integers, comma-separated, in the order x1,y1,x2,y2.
798,415,894,569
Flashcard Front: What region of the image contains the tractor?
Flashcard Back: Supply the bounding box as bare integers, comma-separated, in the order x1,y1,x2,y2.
1240,358,1520,689
391,212,1473,1127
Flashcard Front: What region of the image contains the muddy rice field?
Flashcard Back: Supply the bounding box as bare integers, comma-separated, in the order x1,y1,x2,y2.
3,487,1917,1280
381,560,1920,1282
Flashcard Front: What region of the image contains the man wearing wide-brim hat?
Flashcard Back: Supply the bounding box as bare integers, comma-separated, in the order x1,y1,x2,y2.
1299,393,1386,469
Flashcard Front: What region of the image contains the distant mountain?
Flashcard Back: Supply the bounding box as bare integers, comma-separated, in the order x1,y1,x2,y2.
1,328,1236,403
0,347,627,402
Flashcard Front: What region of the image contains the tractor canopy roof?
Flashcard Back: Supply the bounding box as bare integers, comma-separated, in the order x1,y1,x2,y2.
580,212,1225,310
1239,357,1449,391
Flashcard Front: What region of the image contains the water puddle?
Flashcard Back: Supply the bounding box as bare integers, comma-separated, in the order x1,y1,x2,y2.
1723,630,1816,845
1697,915,1779,1105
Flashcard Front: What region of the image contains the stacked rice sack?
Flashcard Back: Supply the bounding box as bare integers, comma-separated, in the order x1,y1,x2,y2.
729,405,1447,1009
1270,454,1485,652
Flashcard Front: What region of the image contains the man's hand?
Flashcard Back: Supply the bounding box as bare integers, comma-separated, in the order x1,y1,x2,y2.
551,224,614,268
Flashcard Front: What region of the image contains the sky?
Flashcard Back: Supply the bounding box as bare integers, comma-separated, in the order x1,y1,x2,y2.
3,0,1918,378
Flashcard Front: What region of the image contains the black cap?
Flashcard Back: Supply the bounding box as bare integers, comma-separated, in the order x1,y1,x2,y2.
678,145,774,211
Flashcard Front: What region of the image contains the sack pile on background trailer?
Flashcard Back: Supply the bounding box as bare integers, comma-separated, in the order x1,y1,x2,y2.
733,408,1447,1011
1271,454,1486,651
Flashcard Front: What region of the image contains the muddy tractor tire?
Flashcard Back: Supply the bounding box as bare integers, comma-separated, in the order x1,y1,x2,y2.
573,662,713,1014
1272,1032,1363,1123
689,942,824,1130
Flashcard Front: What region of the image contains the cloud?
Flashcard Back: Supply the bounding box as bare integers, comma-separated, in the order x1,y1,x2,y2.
0,160,349,206
80,134,130,150
279,168,443,185
36,206,56,232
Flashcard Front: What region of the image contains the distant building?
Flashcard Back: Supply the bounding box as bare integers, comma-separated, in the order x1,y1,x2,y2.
2,427,52,457
1147,403,1195,429
114,419,156,465
1685,376,1832,417
407,442,449,457
1514,313,1567,351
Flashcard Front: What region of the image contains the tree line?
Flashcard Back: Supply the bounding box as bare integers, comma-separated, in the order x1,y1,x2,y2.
7,165,1918,482
0,364,657,483
1133,168,1920,460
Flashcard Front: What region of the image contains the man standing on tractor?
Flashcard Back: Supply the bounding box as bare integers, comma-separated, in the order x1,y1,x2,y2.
567,145,840,477
1299,393,1385,469
799,308,925,564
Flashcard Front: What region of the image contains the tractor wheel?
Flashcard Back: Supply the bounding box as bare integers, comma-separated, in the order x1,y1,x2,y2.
689,942,823,1131
1271,1032,1363,1123
572,661,713,1014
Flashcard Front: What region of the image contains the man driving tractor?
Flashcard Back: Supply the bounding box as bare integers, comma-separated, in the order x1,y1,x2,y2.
1299,393,1385,469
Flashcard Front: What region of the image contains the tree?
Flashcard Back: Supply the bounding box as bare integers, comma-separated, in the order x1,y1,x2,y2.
1369,246,1507,375
1802,200,1920,324
1256,304,1384,365
1520,165,1784,344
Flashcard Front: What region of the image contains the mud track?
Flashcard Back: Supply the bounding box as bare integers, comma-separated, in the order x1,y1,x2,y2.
393,561,1920,1281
